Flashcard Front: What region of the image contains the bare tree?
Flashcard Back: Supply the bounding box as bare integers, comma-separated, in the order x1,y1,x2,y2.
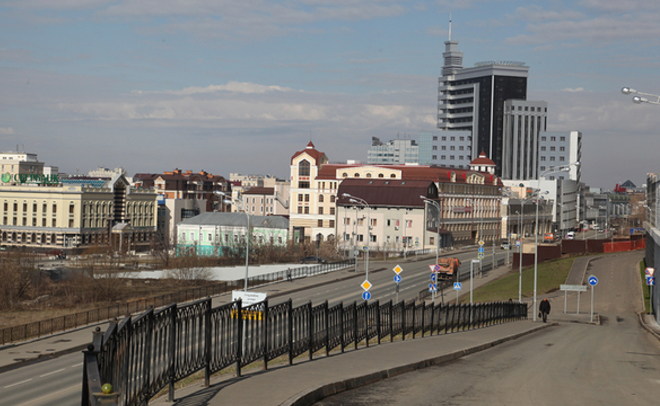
165,251,212,284
0,249,36,310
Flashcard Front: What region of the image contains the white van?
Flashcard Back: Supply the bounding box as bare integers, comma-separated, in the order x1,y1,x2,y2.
565,231,575,240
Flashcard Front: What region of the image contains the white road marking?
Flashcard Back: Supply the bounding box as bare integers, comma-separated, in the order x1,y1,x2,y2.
4,378,33,388
40,368,66,377
70,362,83,368
16,384,80,406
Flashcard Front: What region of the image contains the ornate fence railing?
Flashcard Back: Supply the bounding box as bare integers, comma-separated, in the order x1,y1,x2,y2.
82,298,527,406
2,259,353,346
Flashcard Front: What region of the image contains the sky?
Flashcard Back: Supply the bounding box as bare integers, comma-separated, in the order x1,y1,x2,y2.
1,0,660,190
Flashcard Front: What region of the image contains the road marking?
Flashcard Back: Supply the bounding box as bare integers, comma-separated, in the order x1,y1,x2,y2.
4,378,32,388
71,362,83,368
15,384,80,406
40,368,66,378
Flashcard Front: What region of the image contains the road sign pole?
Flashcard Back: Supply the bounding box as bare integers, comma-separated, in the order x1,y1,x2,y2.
590,284,594,323
577,291,580,315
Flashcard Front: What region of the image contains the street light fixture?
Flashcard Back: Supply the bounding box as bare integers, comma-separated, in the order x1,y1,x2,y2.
215,191,250,292
621,87,660,105
343,193,371,285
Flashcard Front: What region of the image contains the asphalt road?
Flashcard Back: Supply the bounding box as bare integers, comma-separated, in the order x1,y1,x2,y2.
315,251,660,406
2,248,508,406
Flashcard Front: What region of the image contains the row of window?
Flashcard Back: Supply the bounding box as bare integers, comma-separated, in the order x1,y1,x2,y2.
298,194,337,203
540,156,566,162
431,135,469,142
432,155,467,161
3,201,64,214
540,146,565,152
433,145,466,151
180,231,284,245
541,136,566,142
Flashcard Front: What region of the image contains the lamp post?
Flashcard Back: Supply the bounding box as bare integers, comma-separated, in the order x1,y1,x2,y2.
343,193,371,284
533,162,579,321
215,191,249,292
622,87,660,105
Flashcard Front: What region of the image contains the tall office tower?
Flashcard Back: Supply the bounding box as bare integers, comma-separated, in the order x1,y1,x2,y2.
501,100,548,180
437,37,529,175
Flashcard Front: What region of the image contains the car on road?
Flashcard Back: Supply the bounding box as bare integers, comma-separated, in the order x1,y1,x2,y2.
565,232,575,239
301,256,328,264
500,241,510,250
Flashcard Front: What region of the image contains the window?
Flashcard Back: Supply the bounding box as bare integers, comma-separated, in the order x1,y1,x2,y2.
33,203,37,212
298,181,310,189
540,166,546,171
432,136,438,141
344,218,350,225
3,202,6,211
441,136,447,141
441,146,446,150
370,219,377,227
42,218,46,227
318,219,323,227
460,136,464,141
459,146,464,151
560,146,565,151
299,159,310,176
560,136,566,141
441,155,446,160
52,219,56,227
32,218,36,226
541,136,546,141
297,206,303,214
330,195,336,203
432,155,437,160
550,136,556,141
430,237,435,245
318,207,324,215
52,204,57,213
459,156,464,160
370,235,377,243
304,194,310,202
330,207,335,215
541,146,546,151
541,156,546,161
450,155,455,160
450,146,455,150
450,136,455,141
69,204,74,213
22,218,27,226
559,157,565,161
319,195,324,202
356,234,363,242
329,220,335,228
550,156,556,161
298,194,303,202
23,203,27,212
304,207,309,214
69,219,74,227
432,146,437,150
550,147,555,151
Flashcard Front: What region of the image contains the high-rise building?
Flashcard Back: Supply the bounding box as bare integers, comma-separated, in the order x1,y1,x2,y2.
438,37,529,175
501,100,548,180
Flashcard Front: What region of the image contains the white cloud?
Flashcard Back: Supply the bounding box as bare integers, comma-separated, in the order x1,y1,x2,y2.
134,82,297,96
562,87,584,92
0,127,15,135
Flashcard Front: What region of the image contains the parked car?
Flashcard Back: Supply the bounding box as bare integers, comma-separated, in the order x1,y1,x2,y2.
565,232,575,240
544,233,554,242
301,256,328,264
500,241,510,250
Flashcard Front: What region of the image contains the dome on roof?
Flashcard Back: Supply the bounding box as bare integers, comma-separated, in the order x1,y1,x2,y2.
469,151,496,174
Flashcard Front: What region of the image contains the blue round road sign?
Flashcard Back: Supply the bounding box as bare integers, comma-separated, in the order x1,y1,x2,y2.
431,273,437,282
394,274,402,283
362,291,372,300
588,275,598,286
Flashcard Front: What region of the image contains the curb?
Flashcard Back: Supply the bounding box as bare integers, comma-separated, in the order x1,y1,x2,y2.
281,322,554,406
638,312,660,341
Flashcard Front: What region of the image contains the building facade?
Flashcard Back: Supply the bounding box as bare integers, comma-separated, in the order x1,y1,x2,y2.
176,212,288,256
367,137,419,165
501,100,548,180
538,131,582,182
0,174,158,252
418,130,472,169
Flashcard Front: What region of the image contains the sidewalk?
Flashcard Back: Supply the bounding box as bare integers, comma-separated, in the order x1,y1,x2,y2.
151,321,552,406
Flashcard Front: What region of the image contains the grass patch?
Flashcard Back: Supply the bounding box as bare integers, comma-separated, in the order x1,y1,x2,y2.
464,256,576,303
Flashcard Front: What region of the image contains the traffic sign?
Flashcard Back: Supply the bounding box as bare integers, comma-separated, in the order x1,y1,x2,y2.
646,267,655,276
453,282,462,291
362,291,372,300
478,252,484,259
478,246,484,253
362,246,369,252
647,276,656,286
478,240,485,246
394,274,402,283
588,275,598,286
431,273,437,282
393,265,403,274
429,283,437,292
361,280,372,291
516,240,520,247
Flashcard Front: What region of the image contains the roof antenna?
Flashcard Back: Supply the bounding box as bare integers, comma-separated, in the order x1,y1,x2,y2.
448,12,452,41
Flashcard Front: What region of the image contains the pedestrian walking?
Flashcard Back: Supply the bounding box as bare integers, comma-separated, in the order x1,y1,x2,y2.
286,267,292,282
539,298,551,323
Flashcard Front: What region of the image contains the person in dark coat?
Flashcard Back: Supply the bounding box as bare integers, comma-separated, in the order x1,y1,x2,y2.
539,298,551,322
286,268,292,282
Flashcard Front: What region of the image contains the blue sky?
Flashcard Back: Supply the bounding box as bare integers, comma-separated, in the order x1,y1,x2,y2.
1,0,659,189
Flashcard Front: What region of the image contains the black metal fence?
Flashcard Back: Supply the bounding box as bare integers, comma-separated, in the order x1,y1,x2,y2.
82,297,527,406
2,260,353,346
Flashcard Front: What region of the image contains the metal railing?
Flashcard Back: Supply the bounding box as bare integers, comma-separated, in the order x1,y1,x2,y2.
82,297,527,406
2,260,354,346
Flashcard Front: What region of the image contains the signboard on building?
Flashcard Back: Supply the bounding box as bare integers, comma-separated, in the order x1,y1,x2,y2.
1,173,60,185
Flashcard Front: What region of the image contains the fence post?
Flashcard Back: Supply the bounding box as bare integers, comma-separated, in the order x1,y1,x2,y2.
236,299,243,377
339,302,345,353
353,301,358,350
365,302,369,348
308,301,313,361
376,299,381,345
421,303,425,338
142,308,154,404
401,302,405,341
168,304,177,402
288,299,293,366
324,300,330,357
412,302,416,339
204,299,211,387
389,300,393,343
263,299,269,370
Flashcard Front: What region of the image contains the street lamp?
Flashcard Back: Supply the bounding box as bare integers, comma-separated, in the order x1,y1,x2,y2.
343,193,371,284
622,87,660,105
215,191,250,292
533,162,580,321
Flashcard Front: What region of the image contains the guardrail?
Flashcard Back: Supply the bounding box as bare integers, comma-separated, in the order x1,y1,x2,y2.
2,260,354,346
82,298,527,406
